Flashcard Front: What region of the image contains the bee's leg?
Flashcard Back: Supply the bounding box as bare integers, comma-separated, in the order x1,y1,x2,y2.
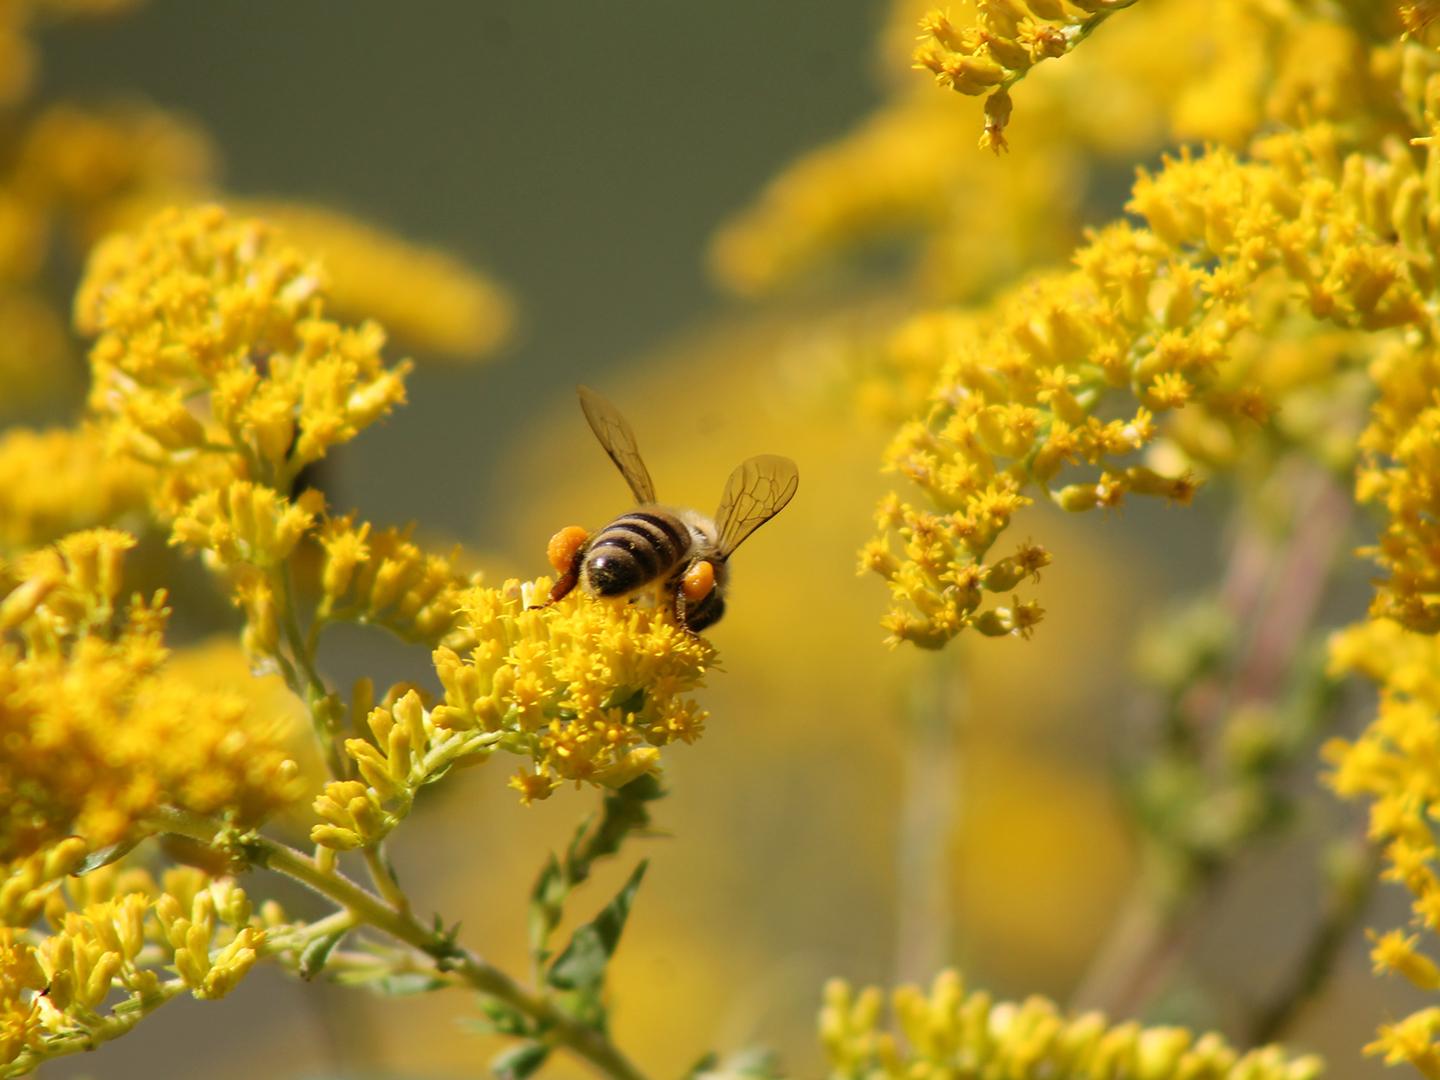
547,550,583,604
531,526,590,609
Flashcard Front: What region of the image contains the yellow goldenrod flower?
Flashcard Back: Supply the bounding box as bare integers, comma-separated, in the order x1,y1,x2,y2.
0,529,302,862
170,481,324,570
913,2,1141,148
1326,617,1440,1071
821,969,1323,1078
0,426,149,554
76,204,413,505
311,571,713,843
435,578,712,804
240,202,513,361
0,840,88,928
316,515,476,647
0,867,270,1074
864,123,1440,646
1401,2,1440,46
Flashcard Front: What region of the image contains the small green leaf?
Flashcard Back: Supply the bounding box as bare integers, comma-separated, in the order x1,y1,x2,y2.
463,998,536,1038
528,852,566,962
547,860,647,993
370,972,447,996
685,1052,720,1078
421,759,456,786
492,1041,550,1080
567,775,666,886
298,928,347,980
75,837,142,875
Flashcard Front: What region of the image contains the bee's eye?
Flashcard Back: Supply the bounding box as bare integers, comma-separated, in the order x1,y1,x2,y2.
547,525,589,575
681,559,716,602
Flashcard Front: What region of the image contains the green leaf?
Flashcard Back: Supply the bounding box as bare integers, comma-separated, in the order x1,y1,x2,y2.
463,1000,538,1038
339,971,446,996
528,852,566,963
298,928,347,980
685,1052,720,1078
567,775,666,886
491,1041,550,1080
547,860,647,993
686,1048,783,1079
75,836,142,875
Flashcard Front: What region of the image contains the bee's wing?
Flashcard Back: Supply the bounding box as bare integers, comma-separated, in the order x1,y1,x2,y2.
578,385,657,504
714,454,798,559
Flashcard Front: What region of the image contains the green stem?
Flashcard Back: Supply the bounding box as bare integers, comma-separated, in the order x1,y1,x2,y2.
278,562,329,705
1,980,187,1078
275,561,348,781
363,846,411,914
1244,837,1379,1045
148,808,650,1080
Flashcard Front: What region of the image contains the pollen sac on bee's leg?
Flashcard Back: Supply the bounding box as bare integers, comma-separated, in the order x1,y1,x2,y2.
681,559,715,603
547,525,589,575
676,559,723,631
545,525,589,603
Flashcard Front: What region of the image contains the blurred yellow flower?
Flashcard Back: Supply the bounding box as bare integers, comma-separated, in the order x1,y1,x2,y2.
821,970,1322,1079
0,528,302,863
0,425,149,554
242,202,513,361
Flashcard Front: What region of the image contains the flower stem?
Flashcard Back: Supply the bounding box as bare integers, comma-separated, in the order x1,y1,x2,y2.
148,808,651,1080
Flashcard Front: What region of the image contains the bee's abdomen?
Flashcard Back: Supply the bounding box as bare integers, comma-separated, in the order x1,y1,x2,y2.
583,511,690,597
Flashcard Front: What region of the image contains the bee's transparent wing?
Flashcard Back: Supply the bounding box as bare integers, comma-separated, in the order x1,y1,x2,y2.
578,385,657,504
715,454,798,558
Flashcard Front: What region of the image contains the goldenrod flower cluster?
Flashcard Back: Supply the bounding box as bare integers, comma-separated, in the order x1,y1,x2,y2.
913,1,1137,152
821,970,1322,1079
1325,621,1440,1067
434,580,712,803
0,426,149,554
78,205,410,502
425,579,710,808
1357,343,1440,633
316,516,474,648
311,687,500,850
714,0,1406,306
0,528,302,863
0,181,730,1074
1,865,270,1075
860,112,1440,648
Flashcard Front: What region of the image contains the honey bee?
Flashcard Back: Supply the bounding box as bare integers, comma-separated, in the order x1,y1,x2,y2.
545,385,798,631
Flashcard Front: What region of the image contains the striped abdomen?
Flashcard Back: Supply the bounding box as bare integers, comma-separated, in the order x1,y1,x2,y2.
582,509,693,597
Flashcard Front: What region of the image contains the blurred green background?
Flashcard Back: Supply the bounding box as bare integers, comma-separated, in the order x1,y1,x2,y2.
27,3,1420,1078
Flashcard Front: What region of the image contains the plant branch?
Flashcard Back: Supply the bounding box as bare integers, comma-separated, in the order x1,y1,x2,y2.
1244,835,1379,1045
1071,463,1355,1020
148,808,651,1080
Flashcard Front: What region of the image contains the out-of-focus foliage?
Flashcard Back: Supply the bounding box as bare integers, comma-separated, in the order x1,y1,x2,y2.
0,0,508,428
710,0,1440,1075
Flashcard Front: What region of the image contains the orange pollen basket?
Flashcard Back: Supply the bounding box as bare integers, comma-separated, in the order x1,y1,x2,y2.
547,525,589,575
681,559,715,602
